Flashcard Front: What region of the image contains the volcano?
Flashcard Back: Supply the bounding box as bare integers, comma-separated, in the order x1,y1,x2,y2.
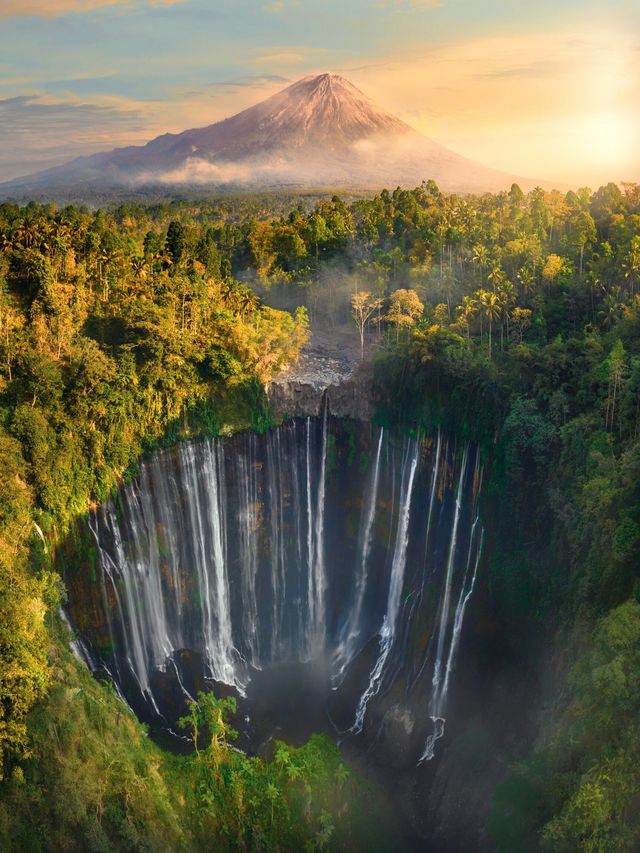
1,73,525,195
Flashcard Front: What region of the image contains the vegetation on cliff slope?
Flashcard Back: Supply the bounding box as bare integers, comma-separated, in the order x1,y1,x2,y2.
1,635,384,852
0,199,309,850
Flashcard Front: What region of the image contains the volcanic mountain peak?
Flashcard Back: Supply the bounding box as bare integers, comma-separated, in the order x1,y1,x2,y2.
164,71,414,159
1,72,534,196
255,72,413,140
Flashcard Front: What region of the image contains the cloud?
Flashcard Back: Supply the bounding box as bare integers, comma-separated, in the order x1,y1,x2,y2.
0,76,33,86
153,157,253,184
170,74,290,102
473,60,562,80
142,132,483,190
0,0,122,15
0,0,187,18
261,0,301,12
211,74,290,88
0,93,141,127
147,154,327,187
386,0,443,8
250,51,306,67
0,93,146,181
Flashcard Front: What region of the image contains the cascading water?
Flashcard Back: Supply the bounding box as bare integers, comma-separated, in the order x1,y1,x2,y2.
332,426,384,684
348,439,419,734
418,449,484,762
66,417,483,762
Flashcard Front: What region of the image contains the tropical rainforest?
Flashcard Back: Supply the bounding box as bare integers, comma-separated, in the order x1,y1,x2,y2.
0,178,639,851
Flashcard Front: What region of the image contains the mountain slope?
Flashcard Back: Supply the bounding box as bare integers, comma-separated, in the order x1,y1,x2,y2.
1,73,528,195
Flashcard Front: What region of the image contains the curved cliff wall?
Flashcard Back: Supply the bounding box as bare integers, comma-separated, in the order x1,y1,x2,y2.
64,416,483,769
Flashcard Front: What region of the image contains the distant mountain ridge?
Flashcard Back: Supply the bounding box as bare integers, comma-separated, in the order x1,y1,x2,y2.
1,73,537,196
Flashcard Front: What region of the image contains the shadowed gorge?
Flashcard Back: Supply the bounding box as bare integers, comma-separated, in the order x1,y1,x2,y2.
64,417,483,767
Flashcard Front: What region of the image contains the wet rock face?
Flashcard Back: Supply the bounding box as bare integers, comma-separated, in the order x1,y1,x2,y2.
266,344,376,421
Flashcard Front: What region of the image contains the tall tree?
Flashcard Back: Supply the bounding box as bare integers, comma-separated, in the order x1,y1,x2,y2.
351,291,382,359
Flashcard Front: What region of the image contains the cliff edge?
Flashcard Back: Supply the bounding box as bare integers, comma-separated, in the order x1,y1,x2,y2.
266,327,376,421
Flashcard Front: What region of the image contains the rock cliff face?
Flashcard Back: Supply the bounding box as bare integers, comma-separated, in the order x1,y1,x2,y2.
265,342,376,421
61,354,533,851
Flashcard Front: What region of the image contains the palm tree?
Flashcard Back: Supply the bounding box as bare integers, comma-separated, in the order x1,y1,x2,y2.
456,295,477,339
1,230,16,254
623,238,640,297
598,288,624,331
471,244,489,284
15,218,38,249
487,263,505,292
479,289,501,358
497,280,516,347
130,255,147,281
516,265,535,299
240,290,259,318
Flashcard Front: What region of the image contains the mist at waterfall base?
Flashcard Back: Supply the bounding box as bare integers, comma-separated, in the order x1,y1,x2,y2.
65,417,483,770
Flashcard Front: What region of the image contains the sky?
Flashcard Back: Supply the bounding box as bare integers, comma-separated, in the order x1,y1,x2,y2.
0,0,638,186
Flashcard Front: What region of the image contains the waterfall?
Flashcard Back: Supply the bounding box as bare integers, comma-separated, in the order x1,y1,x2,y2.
203,441,237,686
69,418,483,763
430,445,469,711
349,438,419,734
236,434,260,661
179,441,240,689
418,450,484,763
91,502,167,714
59,607,98,673
423,430,442,573
266,429,285,660
305,416,315,653
311,397,329,645
332,426,384,684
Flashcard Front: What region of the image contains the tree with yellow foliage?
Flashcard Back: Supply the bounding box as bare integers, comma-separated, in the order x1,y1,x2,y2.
384,288,424,341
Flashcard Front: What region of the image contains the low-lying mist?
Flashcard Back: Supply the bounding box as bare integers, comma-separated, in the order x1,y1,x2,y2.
132,132,517,194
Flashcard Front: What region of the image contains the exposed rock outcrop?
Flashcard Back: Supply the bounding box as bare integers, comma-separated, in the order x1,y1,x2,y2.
266,342,376,421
